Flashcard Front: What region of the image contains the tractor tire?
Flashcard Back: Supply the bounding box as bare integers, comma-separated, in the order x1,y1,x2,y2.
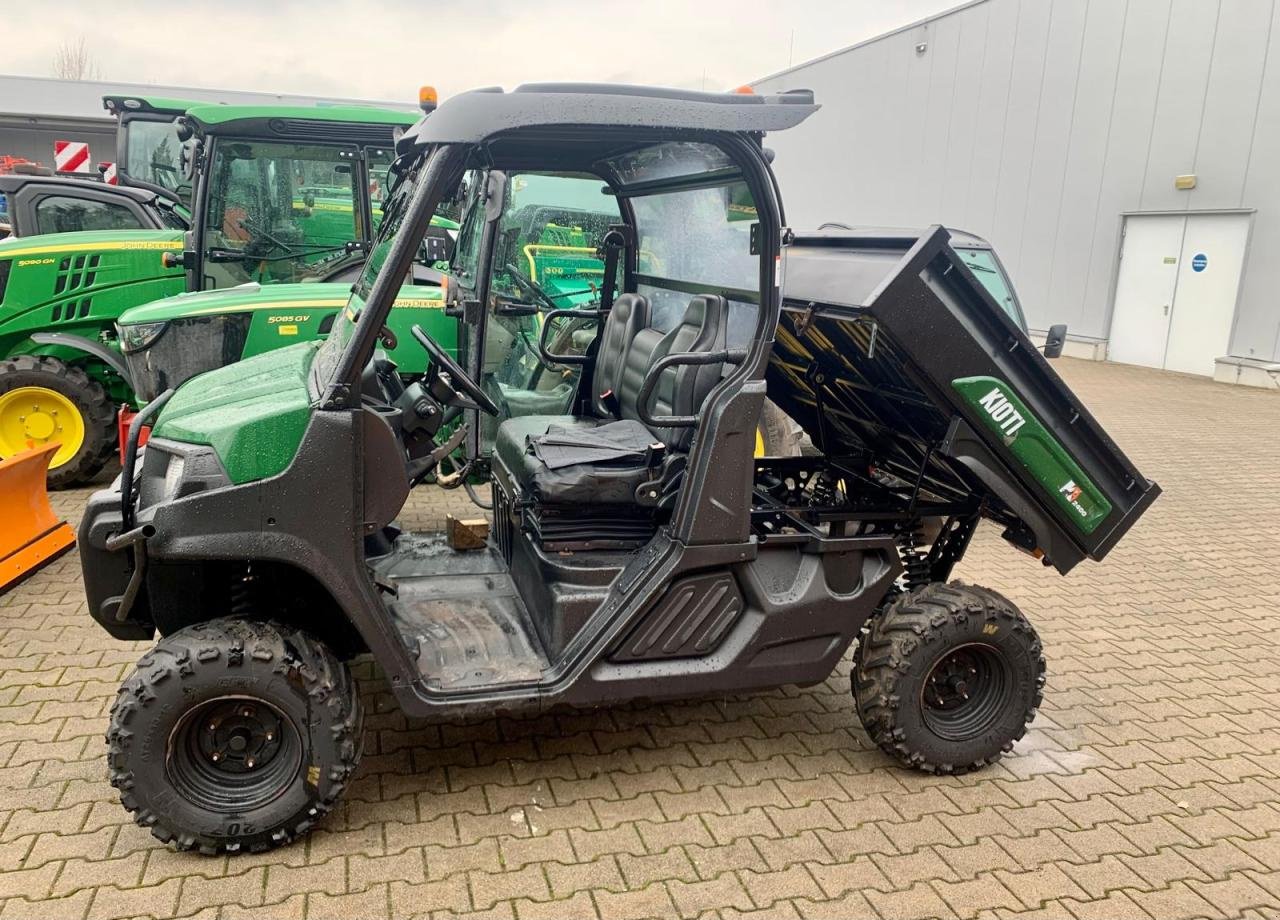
0,355,115,488
853,581,1045,774
756,399,803,457
107,618,364,855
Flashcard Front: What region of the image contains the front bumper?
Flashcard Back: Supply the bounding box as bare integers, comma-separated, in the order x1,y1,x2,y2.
78,479,155,641
78,436,231,642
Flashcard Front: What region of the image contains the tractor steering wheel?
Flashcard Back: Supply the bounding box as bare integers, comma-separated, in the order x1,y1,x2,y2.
504,263,559,312
410,325,499,416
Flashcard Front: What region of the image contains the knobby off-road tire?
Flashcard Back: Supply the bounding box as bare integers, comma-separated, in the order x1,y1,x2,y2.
757,399,803,457
0,355,115,488
854,581,1045,774
107,619,363,855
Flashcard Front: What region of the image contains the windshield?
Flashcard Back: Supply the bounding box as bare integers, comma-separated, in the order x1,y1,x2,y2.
123,117,187,201
954,247,1027,330
311,156,421,387
201,139,365,288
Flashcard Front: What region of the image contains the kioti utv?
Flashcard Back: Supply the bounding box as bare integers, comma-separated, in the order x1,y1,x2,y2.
78,84,1159,855
0,95,461,487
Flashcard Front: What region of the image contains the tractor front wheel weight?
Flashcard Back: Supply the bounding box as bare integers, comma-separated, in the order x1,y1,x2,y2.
107,619,364,855
853,582,1045,774
0,355,115,488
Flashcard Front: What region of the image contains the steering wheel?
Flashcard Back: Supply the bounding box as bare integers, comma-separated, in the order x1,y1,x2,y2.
504,263,559,312
410,325,500,416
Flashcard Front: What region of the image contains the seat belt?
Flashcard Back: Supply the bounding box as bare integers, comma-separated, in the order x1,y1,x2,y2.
596,226,629,312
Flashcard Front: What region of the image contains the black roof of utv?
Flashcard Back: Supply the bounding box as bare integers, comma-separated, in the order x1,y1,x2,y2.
398,83,818,150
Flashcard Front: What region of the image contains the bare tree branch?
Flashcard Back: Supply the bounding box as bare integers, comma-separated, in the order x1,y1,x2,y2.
52,38,100,81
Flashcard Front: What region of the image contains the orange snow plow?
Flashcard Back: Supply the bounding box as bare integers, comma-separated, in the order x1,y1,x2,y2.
0,444,76,593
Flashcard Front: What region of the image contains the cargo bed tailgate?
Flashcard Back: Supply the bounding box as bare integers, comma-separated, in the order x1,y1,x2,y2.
769,226,1159,574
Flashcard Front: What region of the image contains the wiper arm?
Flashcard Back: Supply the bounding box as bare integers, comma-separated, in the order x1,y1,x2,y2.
206,243,352,264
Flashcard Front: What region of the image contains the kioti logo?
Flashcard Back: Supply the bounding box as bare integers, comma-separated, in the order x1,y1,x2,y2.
976,386,1026,440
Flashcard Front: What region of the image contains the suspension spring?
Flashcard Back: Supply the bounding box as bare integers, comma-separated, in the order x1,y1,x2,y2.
897,522,932,593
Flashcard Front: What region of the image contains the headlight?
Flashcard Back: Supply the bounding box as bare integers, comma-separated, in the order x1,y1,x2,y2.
118,321,169,354
161,454,186,500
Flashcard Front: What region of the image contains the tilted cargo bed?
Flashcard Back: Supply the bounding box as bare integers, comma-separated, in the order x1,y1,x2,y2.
767,226,1160,574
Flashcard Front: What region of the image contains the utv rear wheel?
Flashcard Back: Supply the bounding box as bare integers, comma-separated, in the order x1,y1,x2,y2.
853,582,1044,774
0,355,115,488
107,619,363,855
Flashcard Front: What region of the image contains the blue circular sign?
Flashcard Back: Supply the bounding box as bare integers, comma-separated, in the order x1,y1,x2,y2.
1192,253,1208,272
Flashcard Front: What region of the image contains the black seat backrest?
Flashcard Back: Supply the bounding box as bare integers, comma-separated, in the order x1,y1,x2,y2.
608,295,727,450
590,293,650,417
647,295,728,449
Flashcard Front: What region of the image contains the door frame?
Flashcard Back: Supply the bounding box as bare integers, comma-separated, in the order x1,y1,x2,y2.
1103,208,1256,368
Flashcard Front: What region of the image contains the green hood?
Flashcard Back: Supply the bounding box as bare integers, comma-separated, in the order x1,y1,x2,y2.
118,280,444,325
151,342,317,484
120,281,353,325
0,228,182,260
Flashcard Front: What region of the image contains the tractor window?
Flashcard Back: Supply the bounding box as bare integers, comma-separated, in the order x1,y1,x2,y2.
124,118,185,196
33,195,143,233
367,147,394,233
202,140,361,288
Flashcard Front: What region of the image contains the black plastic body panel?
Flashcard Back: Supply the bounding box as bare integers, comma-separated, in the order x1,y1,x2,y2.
770,226,1159,572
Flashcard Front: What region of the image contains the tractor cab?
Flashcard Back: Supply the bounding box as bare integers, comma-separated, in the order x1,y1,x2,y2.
0,98,421,485
103,95,200,207
77,84,1158,857
164,103,419,289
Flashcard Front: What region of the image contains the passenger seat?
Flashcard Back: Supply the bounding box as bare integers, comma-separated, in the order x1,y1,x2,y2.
494,294,730,507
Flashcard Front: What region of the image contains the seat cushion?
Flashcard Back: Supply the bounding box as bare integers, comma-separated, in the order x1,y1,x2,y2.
497,416,659,505
516,450,654,505
493,414,598,484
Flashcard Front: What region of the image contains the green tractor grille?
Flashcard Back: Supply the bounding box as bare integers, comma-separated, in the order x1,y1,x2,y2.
53,254,103,295
51,299,93,322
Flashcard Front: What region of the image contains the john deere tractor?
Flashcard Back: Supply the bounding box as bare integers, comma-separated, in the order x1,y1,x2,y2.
0,94,459,487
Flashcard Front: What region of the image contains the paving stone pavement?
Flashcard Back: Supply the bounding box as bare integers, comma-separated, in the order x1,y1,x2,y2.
2,358,1279,920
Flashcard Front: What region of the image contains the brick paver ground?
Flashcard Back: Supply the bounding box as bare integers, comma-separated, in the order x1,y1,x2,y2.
2,358,1279,920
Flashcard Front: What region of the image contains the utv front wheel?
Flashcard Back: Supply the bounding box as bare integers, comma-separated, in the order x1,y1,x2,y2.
853,582,1045,774
107,619,363,854
0,355,115,488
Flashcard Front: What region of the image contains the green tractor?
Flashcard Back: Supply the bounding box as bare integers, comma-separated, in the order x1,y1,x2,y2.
0,95,461,486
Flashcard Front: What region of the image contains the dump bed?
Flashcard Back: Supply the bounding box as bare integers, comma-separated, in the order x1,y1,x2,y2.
768,226,1159,574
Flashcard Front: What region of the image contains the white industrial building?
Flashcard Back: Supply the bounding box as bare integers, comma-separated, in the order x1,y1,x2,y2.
754,0,1280,387
0,74,417,178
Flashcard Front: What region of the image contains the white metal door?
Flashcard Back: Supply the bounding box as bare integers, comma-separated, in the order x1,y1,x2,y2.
1163,214,1250,376
1108,215,1184,369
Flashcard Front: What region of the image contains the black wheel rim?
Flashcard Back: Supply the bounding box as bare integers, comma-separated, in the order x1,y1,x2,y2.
167,696,302,814
920,643,1012,741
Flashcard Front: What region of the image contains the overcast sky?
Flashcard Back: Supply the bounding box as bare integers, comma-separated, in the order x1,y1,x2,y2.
9,0,964,102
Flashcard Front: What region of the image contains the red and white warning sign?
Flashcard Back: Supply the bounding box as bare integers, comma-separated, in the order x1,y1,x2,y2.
54,140,91,173
100,162,118,185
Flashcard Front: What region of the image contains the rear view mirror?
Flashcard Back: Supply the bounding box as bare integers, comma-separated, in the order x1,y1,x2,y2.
420,228,452,264
1043,323,1067,359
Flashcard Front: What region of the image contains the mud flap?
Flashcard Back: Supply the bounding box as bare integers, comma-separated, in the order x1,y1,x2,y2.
0,444,76,593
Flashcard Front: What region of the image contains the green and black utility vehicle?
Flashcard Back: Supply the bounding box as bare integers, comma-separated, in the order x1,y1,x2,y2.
0,96,452,486
79,84,1159,855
